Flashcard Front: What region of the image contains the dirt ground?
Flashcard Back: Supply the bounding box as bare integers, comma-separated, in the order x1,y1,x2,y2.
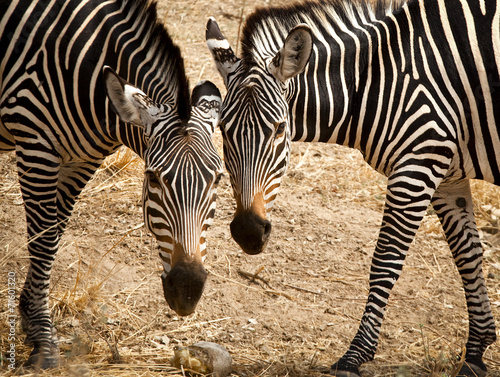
1,0,500,376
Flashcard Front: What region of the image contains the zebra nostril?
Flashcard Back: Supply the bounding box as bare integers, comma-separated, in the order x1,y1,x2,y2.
263,220,272,240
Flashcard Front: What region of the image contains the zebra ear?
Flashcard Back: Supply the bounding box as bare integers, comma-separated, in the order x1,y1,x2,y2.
206,17,241,87
103,66,161,137
191,80,222,134
191,80,222,113
268,24,313,84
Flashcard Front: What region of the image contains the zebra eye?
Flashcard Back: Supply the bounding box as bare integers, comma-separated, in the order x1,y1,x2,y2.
275,122,286,137
214,172,223,186
146,171,160,188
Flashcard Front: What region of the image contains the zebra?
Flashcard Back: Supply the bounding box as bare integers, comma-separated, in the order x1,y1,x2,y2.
1,0,223,369
206,0,499,375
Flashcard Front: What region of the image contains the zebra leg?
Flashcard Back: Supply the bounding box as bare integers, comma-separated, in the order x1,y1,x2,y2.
55,161,102,235
19,156,101,369
330,168,439,377
431,180,496,377
18,151,62,369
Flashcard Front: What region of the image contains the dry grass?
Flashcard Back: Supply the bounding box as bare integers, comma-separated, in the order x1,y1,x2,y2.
4,145,499,376
1,0,500,376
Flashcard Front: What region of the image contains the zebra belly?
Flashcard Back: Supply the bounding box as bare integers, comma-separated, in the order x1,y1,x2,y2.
1,102,119,164
0,118,15,152
461,148,500,186
464,119,500,185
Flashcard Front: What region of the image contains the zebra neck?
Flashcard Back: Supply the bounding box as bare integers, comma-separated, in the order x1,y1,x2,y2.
99,0,190,159
285,1,410,170
288,15,385,141
115,119,148,158
83,0,189,159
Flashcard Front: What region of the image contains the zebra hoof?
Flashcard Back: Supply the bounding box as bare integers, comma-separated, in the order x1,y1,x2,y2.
456,362,487,377
329,363,361,377
24,344,60,369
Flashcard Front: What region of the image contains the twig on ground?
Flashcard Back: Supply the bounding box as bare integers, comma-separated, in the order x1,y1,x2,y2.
237,267,273,288
209,269,294,300
324,307,360,322
284,283,323,295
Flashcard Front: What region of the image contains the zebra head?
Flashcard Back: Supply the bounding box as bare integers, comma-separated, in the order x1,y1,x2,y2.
206,18,312,255
103,67,223,316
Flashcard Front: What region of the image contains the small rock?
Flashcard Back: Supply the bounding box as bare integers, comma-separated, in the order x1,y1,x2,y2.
170,341,232,377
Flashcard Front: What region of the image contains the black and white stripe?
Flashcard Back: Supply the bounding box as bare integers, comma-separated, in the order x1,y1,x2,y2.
1,0,222,369
207,0,499,375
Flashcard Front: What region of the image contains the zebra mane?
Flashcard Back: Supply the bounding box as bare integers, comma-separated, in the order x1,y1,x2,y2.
241,0,406,70
121,0,191,121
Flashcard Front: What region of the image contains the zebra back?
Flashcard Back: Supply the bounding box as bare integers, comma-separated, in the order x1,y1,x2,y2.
0,0,190,159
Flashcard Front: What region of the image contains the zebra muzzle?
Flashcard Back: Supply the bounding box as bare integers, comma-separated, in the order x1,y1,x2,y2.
230,210,272,255
161,260,207,316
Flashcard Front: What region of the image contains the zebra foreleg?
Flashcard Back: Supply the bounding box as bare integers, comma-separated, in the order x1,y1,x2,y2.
19,159,102,369
330,167,439,376
55,161,102,235
15,147,62,369
20,263,60,369
432,180,496,377
330,244,410,377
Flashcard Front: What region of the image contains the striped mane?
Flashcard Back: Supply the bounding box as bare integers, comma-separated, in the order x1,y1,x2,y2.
119,0,191,121
241,0,407,70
